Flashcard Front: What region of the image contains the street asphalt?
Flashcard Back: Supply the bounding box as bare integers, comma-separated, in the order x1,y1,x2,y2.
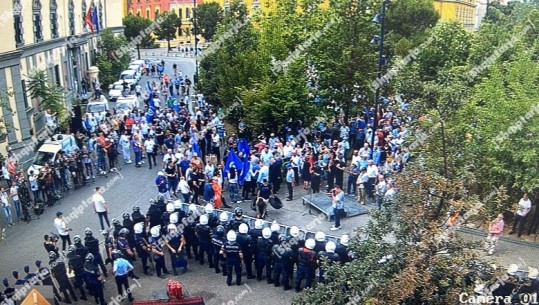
0,54,538,305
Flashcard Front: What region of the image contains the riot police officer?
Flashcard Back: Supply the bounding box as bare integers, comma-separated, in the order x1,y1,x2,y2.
314,231,327,254
117,228,139,279
50,251,78,303
112,218,123,239
84,228,107,276
204,203,218,229
162,203,175,228
83,254,105,305
249,219,265,251
295,238,317,292
122,212,136,250
102,230,115,265
66,245,87,300
147,199,162,228
335,234,350,265
288,226,304,277
270,222,280,245
35,260,63,304
317,241,340,283
22,265,38,283
73,235,89,261
133,222,153,276
131,206,146,228
165,223,187,275
255,227,274,283
237,223,255,279
196,214,214,267
211,225,227,275
173,201,186,221
228,208,248,232
272,235,293,290
218,212,230,231
221,230,243,286
183,210,199,260
150,225,170,278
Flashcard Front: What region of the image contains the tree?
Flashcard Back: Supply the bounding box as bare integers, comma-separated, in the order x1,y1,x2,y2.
123,15,156,59
27,70,68,129
96,29,131,89
195,3,223,41
153,11,182,51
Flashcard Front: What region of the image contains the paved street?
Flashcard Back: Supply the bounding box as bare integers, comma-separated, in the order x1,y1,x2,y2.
1,55,538,305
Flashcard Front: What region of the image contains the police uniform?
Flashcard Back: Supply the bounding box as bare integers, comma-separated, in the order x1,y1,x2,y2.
211,232,227,275
150,237,169,277
228,217,248,232
50,259,78,303
36,263,63,302
74,243,89,262
289,236,304,276
183,217,199,260
236,233,255,279
317,251,340,283
295,247,316,291
255,237,274,283
131,211,146,227
249,228,263,250
195,223,214,267
314,240,327,254
335,243,350,265
147,205,162,228
117,236,138,279
68,254,87,300
83,266,105,305
207,214,218,229
122,218,136,249
167,231,187,274
84,236,108,276
134,233,152,275
272,245,293,290
112,224,123,239
104,235,115,265
221,241,243,286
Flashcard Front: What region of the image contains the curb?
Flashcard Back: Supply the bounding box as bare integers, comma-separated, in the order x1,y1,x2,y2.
458,226,539,248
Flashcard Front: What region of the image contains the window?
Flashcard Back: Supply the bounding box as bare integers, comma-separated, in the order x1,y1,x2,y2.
13,0,24,47
33,0,43,42
155,9,159,18
21,80,29,109
146,10,150,19
54,65,61,87
137,11,140,17
82,1,87,31
186,8,190,19
50,0,58,38
68,0,75,35
178,8,182,19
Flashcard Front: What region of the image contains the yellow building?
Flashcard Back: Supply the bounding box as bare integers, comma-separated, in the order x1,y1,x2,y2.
0,0,124,163
433,0,477,31
169,0,203,48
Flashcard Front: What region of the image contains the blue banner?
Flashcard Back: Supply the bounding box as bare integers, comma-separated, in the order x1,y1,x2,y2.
224,150,243,177
238,140,250,184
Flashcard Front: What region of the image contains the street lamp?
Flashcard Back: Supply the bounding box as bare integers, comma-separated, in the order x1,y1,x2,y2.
370,0,389,148
193,0,199,85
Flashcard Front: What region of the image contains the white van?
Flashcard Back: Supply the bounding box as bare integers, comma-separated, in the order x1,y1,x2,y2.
108,81,124,101
86,95,110,119
116,95,139,115
27,134,79,176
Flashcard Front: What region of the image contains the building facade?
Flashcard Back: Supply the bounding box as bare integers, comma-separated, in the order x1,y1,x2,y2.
127,0,171,20
0,0,124,164
433,0,477,31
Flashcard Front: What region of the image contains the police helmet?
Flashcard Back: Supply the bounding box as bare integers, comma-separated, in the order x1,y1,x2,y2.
199,214,208,225
239,223,248,234
290,226,300,237
262,227,272,239
270,222,279,232
227,230,237,242
101,229,109,236
205,203,214,214
325,241,336,253
157,194,165,202
85,228,93,237
170,213,179,224
133,206,140,212
134,223,144,234
188,204,197,212
85,253,94,262
167,224,177,232
150,226,161,238
215,225,225,237
149,199,157,205
111,250,122,260
166,203,175,213
73,235,82,244
48,251,57,260
119,228,129,236
187,210,194,217
305,238,315,250
340,234,350,246
279,234,287,243
315,231,326,242
255,219,264,229
234,207,243,217
112,218,121,226
122,212,130,219
219,211,229,222
173,201,182,210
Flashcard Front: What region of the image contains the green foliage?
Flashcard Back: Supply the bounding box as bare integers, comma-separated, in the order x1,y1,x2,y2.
153,11,182,50
27,70,66,118
196,3,223,41
123,15,156,53
96,29,131,89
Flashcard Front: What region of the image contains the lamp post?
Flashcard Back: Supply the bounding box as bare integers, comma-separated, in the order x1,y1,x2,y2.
193,0,199,85
370,0,388,149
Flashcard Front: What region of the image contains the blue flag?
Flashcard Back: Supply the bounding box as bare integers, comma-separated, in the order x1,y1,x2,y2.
224,150,243,177
173,94,180,113
238,140,250,184
145,105,155,123
192,141,202,157
92,7,100,34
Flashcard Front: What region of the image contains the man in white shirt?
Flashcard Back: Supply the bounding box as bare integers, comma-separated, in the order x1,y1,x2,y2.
162,149,176,169
144,136,157,169
283,142,294,159
178,176,191,203
92,186,110,231
509,193,532,237
204,161,215,180
53,211,72,251
366,160,378,201
1,188,13,226
9,182,20,222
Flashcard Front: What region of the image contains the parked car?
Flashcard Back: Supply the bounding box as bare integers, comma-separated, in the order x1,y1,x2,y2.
116,95,139,115
127,65,142,80
86,95,110,119
119,70,138,90
108,81,124,101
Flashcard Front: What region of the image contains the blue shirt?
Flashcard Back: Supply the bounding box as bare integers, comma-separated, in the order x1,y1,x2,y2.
156,176,168,193
286,169,295,183
332,192,345,209
113,258,133,276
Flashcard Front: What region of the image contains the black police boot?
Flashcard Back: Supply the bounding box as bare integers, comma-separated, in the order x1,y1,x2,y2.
173,268,178,276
